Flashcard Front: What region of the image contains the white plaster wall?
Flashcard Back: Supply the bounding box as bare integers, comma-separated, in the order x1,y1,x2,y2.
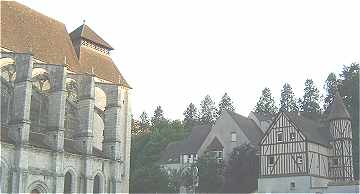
258,176,312,193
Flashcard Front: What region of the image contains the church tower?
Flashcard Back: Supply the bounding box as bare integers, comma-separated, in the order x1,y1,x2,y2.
328,90,354,181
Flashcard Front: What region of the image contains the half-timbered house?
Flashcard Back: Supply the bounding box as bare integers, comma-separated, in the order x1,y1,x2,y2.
257,91,357,193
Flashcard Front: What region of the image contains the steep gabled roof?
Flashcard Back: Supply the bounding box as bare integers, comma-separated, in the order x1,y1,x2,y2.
78,47,130,87
327,91,351,120
160,141,183,163
227,111,264,146
70,24,113,50
181,125,212,154
284,112,330,147
1,1,80,71
206,137,224,151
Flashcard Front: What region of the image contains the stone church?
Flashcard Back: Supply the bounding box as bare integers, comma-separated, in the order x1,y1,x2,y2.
0,1,132,193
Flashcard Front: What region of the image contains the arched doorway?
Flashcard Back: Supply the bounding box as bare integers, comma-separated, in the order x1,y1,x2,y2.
64,171,72,193
93,174,102,193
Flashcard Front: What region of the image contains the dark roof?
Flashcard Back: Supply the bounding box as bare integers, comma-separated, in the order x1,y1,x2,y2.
78,47,130,87
206,137,224,151
284,112,330,147
1,1,80,72
181,125,211,154
251,112,275,122
160,125,211,163
160,141,182,163
227,111,264,145
70,24,113,50
327,91,351,120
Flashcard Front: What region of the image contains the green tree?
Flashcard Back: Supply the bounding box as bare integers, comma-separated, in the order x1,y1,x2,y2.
323,73,339,111
197,153,225,193
301,79,321,113
224,144,259,193
199,95,216,125
183,103,199,128
255,87,277,114
151,105,165,127
217,92,235,117
140,111,150,130
279,83,298,112
338,63,359,179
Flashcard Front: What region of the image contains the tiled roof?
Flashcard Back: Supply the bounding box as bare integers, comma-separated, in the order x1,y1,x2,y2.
70,24,113,50
1,1,80,72
284,112,330,147
327,91,351,120
78,47,130,87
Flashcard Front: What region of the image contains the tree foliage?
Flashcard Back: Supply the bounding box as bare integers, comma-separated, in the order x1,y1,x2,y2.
301,79,321,113
183,103,199,129
279,83,298,112
224,144,259,193
199,95,217,125
217,92,235,117
255,87,277,114
151,105,166,127
323,73,339,111
338,63,359,179
197,153,225,193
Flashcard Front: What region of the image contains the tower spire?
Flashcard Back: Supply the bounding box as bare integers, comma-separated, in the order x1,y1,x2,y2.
327,89,350,120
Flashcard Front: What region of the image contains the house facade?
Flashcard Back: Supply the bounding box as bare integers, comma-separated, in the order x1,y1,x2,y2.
0,2,131,193
258,91,358,193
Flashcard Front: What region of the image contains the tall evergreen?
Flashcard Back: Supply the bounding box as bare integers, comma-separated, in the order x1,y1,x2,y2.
323,73,338,111
254,87,277,114
217,92,235,117
139,111,150,131
199,95,216,125
301,79,321,113
183,103,199,128
338,63,359,179
151,105,165,127
279,83,298,112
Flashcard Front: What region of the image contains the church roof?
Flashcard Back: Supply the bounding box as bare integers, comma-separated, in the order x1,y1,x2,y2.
206,137,224,151
78,47,130,87
1,1,80,72
327,91,351,120
227,111,264,146
70,24,114,50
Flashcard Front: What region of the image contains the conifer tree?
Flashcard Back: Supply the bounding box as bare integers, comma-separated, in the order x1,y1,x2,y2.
301,79,321,113
199,95,216,125
183,103,199,128
254,87,277,114
139,111,150,131
323,73,338,111
151,105,165,127
217,92,235,117
279,83,298,112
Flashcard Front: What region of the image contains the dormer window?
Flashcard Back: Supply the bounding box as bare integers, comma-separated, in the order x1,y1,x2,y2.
276,131,283,142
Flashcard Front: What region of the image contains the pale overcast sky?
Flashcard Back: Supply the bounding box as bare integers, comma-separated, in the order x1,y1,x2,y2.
17,0,360,120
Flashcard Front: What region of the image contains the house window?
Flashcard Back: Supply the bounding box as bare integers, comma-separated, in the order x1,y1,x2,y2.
290,181,296,190
332,158,339,166
290,132,296,140
231,132,237,142
276,131,283,142
296,155,303,164
268,156,275,166
183,154,188,163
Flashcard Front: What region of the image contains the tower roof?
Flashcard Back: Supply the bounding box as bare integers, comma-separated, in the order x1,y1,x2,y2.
70,24,114,50
327,90,351,120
